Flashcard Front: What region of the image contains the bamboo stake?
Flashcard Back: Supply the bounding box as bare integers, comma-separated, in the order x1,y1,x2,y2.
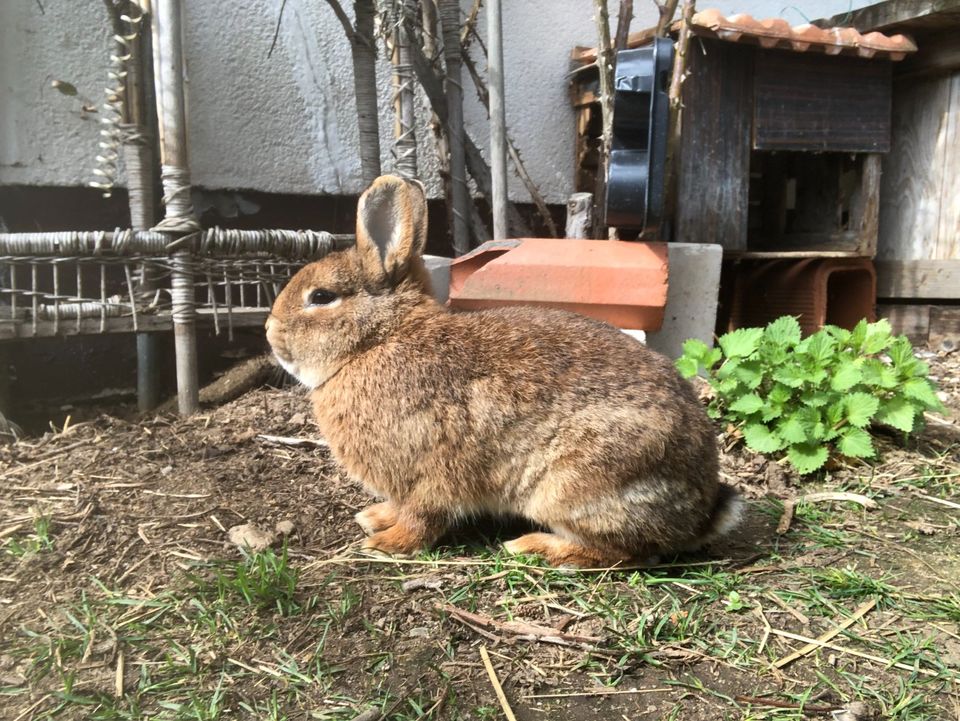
352,0,382,185
151,0,199,415
439,0,470,255
486,0,508,239
390,0,419,179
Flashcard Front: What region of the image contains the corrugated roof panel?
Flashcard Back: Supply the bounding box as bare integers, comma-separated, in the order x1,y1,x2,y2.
690,8,918,59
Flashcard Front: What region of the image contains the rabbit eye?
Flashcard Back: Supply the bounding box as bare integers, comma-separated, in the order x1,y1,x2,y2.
307,289,338,307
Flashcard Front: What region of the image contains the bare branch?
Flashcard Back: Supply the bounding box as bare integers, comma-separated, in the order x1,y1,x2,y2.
655,0,680,36
614,0,634,49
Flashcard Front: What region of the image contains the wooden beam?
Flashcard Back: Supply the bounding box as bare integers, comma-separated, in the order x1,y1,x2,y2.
929,306,960,352
818,0,960,32
875,259,960,298
877,303,931,342
0,309,269,340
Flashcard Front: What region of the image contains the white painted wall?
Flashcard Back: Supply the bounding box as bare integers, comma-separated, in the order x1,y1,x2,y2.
0,0,875,204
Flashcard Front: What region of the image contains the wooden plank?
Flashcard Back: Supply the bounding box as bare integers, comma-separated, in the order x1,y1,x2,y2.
855,154,882,256
572,27,660,65
877,75,952,259
938,74,960,260
676,41,752,250
753,52,892,153
818,0,960,33
929,306,960,351
877,303,931,342
875,259,960,297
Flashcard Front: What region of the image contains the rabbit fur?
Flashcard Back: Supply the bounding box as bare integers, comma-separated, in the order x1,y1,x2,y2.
266,175,741,568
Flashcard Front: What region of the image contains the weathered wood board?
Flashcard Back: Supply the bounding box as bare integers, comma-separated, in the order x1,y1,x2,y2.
879,73,959,261
753,52,892,153
676,40,752,250
876,259,960,298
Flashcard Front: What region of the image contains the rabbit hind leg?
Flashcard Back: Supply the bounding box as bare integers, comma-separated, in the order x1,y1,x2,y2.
503,532,631,569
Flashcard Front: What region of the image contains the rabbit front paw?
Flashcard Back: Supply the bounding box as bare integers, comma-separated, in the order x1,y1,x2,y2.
355,502,398,535
361,516,443,555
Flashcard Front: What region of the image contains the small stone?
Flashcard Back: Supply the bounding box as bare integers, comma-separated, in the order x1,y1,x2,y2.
227,523,275,552
408,626,431,638
160,465,173,476
275,520,295,536
288,412,307,426
401,577,443,593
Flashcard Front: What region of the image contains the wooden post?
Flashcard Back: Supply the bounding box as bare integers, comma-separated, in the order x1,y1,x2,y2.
152,0,199,415
565,192,594,238
593,0,614,237
391,0,419,179
440,0,470,256
118,1,163,412
486,0,508,239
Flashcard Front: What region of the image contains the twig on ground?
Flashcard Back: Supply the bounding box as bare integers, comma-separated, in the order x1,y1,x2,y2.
479,645,519,721
914,493,960,511
773,599,876,669
439,604,603,649
799,492,878,510
523,687,671,700
734,695,841,713
257,434,328,449
765,592,810,625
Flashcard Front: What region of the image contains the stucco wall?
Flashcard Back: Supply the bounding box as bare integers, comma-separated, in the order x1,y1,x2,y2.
1,0,875,204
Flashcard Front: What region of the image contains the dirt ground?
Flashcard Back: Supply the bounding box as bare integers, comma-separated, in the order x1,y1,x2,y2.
1,351,959,721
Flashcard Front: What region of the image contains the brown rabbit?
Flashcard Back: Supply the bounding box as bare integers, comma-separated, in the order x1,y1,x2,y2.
266,175,740,568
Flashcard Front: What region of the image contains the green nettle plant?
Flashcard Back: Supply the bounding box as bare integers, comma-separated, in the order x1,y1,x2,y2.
677,316,945,474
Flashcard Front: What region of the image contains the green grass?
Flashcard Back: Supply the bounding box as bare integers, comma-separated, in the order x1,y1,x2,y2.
3,514,55,557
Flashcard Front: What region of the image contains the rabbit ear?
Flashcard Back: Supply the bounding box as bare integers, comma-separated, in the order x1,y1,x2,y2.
355,175,428,284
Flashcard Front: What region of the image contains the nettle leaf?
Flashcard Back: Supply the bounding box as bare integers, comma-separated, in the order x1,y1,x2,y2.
838,427,876,459
799,331,837,365
773,365,807,388
862,319,893,355
676,356,699,379
706,347,723,368
761,400,785,422
801,390,832,408
849,319,869,350
743,423,784,453
778,415,808,444
764,316,802,347
875,396,916,433
682,338,710,362
825,401,846,427
718,328,763,359
769,384,794,405
713,377,740,396
733,360,764,389
844,392,880,428
902,377,945,411
860,359,898,389
888,337,919,377
716,359,740,380
729,393,764,415
830,358,863,392
787,443,829,474
824,324,852,345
